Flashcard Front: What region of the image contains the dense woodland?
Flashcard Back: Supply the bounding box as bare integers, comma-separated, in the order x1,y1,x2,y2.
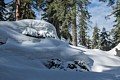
0,0,120,51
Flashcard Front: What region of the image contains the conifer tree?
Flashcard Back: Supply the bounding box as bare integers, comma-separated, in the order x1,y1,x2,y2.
92,24,100,49
42,0,90,46
16,0,21,20
0,0,7,21
99,0,119,46
78,0,91,47
71,0,77,46
42,0,72,41
42,0,62,39
79,26,87,46
112,0,120,45
98,27,112,51
20,0,36,19
6,0,16,21
86,35,92,49
6,0,43,20
99,0,114,5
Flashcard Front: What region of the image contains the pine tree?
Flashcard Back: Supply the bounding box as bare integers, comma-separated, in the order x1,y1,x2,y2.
78,0,91,47
42,0,90,46
42,0,72,41
100,0,119,46
6,0,43,20
98,27,112,51
92,24,100,49
72,0,77,46
79,26,87,46
6,0,16,21
112,0,120,45
0,0,7,21
43,0,62,39
20,0,36,19
99,0,114,5
86,36,92,49
15,0,21,20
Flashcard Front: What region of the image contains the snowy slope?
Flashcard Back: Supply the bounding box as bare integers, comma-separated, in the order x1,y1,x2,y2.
0,19,120,80
108,43,120,55
71,46,120,72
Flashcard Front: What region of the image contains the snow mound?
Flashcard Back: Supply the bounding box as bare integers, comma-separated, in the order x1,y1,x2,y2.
108,43,120,55
0,19,120,80
0,19,93,73
0,19,58,44
71,45,120,73
22,19,57,38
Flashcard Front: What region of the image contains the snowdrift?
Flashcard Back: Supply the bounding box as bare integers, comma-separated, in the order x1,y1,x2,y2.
0,19,120,80
0,19,92,70
0,19,92,64
108,43,120,56
0,19,58,43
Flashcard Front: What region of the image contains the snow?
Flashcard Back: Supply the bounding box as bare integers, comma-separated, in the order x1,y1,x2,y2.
71,46,120,72
108,43,120,55
0,19,120,80
21,19,57,38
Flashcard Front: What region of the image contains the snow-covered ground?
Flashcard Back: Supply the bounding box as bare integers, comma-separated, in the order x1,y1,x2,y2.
0,19,120,80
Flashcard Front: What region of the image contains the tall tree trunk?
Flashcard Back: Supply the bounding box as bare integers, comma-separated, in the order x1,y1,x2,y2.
16,0,21,20
54,18,61,39
72,0,77,46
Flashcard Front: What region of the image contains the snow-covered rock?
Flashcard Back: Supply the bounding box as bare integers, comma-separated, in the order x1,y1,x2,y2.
0,19,58,44
21,19,58,39
43,59,90,71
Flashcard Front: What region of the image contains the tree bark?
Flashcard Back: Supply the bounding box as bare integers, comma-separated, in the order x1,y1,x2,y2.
72,0,77,46
16,0,21,20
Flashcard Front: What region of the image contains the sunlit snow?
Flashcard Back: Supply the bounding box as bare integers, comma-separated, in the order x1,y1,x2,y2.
0,19,120,80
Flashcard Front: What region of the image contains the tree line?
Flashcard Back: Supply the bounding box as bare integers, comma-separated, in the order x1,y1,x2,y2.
0,0,120,51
